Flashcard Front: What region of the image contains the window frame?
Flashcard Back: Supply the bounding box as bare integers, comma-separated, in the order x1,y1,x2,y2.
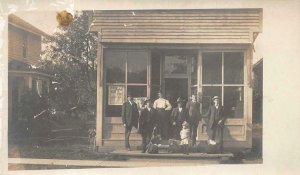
103,49,150,117
22,33,28,59
199,50,246,119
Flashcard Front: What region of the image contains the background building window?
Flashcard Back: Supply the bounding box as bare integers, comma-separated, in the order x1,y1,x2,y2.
202,52,244,118
22,34,28,58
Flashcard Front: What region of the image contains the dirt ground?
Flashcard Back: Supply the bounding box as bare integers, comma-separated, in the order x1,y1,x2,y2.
7,124,262,170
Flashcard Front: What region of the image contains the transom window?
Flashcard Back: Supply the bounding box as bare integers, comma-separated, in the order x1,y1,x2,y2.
201,52,244,118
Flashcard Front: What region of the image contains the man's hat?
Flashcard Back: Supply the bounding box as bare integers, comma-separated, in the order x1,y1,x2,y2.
177,97,184,103
212,96,219,101
182,121,189,127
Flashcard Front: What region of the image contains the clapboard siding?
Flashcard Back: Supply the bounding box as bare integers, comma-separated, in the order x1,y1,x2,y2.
90,9,262,44
8,24,42,65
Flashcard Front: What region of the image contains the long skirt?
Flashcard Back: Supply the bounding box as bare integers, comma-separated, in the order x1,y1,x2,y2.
156,109,170,140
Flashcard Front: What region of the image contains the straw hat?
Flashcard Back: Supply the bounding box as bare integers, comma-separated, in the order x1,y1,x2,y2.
182,121,189,127
212,96,219,101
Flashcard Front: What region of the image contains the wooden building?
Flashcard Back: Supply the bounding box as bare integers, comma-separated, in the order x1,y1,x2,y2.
8,14,51,123
90,9,263,148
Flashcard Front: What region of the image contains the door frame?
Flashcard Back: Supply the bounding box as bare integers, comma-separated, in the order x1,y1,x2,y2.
161,51,197,99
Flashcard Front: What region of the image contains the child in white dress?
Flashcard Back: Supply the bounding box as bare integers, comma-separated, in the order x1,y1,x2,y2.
180,121,190,155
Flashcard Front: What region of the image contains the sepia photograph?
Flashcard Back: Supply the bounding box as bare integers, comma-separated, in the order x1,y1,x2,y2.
0,0,299,174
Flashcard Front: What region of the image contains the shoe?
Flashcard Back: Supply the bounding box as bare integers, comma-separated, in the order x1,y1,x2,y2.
211,140,217,145
141,150,146,153
126,147,131,151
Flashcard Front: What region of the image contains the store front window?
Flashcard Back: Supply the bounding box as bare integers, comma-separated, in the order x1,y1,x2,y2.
104,50,149,117
202,52,244,118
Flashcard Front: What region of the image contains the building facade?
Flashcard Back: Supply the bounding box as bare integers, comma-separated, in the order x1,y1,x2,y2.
8,14,51,124
90,9,263,148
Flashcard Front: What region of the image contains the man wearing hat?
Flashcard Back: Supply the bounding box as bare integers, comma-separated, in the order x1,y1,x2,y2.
138,99,157,153
170,97,188,140
203,96,226,145
153,91,172,140
122,93,139,150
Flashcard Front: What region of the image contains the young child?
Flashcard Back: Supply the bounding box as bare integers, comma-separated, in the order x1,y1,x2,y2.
180,121,191,155
146,126,162,154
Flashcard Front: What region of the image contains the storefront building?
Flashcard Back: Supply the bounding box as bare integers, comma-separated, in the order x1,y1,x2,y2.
90,9,263,148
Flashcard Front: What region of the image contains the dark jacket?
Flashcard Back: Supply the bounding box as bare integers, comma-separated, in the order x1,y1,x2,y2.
139,107,156,135
122,101,139,128
171,107,188,126
186,101,201,123
204,105,225,129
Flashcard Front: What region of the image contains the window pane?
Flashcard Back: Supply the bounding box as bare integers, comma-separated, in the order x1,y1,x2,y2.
151,51,161,85
202,52,222,84
127,51,148,83
224,52,244,84
104,51,125,83
202,86,222,114
191,56,198,85
164,55,187,74
127,86,147,98
224,86,244,118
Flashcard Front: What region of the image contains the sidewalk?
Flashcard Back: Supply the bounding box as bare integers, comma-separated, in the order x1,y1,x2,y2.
8,156,221,169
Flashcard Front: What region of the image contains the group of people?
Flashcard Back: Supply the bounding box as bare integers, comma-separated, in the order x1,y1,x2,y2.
121,91,226,154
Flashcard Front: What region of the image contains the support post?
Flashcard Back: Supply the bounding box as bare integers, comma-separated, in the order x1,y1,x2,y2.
96,36,103,147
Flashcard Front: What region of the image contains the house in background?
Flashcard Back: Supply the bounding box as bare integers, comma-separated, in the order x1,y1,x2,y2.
8,14,52,125
90,9,263,149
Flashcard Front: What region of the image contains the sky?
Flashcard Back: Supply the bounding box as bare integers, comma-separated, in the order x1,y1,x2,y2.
15,11,59,35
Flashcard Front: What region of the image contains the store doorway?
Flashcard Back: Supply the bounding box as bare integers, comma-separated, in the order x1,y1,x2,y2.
164,78,188,107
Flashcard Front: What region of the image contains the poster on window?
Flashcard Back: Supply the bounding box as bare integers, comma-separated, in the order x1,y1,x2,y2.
108,85,124,105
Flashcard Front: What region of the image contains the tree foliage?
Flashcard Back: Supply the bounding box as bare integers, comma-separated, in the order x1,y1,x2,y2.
41,11,97,116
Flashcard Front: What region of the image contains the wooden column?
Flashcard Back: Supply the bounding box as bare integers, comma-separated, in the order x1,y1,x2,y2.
246,46,253,147
28,76,32,90
96,36,104,147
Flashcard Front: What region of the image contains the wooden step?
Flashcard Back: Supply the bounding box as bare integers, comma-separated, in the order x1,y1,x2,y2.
104,133,142,140
103,139,142,147
110,150,233,159
104,125,139,133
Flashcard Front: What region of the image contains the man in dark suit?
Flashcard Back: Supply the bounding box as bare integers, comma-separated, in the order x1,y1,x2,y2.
170,98,188,140
138,99,157,153
122,93,139,150
203,96,226,145
186,94,201,146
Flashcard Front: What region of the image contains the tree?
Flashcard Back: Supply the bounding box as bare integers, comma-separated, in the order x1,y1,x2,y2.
41,11,97,118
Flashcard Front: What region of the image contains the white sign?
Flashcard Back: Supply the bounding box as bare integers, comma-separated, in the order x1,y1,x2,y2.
108,85,125,105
